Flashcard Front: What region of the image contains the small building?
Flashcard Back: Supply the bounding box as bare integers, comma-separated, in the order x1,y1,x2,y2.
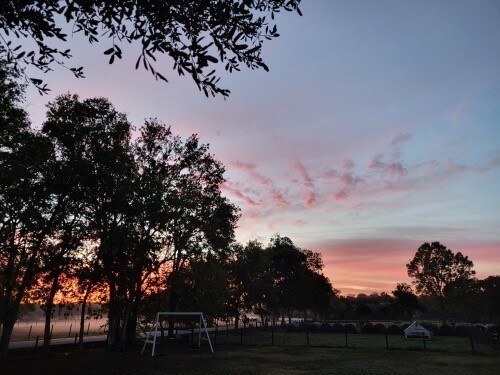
404,322,431,339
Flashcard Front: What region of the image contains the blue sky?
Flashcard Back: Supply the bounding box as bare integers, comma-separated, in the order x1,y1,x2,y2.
21,0,500,293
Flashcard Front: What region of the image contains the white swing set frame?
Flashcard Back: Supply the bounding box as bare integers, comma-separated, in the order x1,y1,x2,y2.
141,312,214,356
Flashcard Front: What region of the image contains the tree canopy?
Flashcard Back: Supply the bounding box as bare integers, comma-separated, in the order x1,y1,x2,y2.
0,0,302,95
407,241,475,320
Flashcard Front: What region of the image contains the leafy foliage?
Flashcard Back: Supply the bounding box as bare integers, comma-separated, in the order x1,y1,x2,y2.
0,0,302,96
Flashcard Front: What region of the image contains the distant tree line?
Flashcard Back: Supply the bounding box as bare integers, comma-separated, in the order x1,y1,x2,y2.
331,242,499,325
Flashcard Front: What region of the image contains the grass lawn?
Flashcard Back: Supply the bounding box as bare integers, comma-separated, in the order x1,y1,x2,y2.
3,330,499,374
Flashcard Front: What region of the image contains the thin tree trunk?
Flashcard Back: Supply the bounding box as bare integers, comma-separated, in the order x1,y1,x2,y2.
43,274,60,351
119,300,133,347
78,285,91,350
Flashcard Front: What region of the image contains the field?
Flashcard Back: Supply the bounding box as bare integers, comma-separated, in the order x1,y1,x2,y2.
3,329,499,374
10,318,108,341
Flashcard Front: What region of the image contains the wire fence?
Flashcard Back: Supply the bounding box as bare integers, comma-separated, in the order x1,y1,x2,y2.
159,325,499,356
10,317,108,342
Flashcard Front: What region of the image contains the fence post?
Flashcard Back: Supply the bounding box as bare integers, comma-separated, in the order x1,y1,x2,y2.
470,332,475,354
27,325,32,341
345,330,348,348
240,328,243,345
271,326,274,346
385,329,389,349
74,334,78,349
422,332,426,351
306,331,309,347
87,322,90,336
69,323,72,337
50,324,54,339
34,335,39,352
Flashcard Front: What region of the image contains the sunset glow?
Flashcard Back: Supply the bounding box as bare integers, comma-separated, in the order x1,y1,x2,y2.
24,0,500,294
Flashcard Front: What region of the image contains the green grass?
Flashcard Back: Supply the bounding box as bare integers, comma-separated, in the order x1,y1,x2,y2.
214,329,496,355
3,330,499,374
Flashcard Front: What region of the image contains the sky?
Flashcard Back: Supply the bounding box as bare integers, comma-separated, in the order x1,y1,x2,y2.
21,0,500,295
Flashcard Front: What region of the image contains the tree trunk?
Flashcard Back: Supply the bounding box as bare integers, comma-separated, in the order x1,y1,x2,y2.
119,300,133,348
43,274,60,351
0,310,18,359
78,285,91,351
167,271,179,338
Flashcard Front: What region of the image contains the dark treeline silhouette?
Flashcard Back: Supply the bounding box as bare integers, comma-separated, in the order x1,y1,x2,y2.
1,63,499,360
332,242,499,325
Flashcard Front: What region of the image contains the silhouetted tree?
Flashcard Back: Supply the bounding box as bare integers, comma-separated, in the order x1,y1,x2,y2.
42,94,137,348
478,276,500,323
407,242,475,322
0,60,69,358
391,283,424,320
0,0,302,95
444,277,479,322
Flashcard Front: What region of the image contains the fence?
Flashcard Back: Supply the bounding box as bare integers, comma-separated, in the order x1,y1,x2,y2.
10,317,108,344
154,323,499,356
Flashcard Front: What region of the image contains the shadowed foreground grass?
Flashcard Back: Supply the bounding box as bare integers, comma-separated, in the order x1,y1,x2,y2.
3,338,499,375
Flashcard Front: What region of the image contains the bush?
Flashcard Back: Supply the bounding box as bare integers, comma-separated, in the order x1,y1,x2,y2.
401,323,410,331
373,323,387,334
454,325,469,337
344,323,358,334
421,322,438,334
387,325,403,335
361,323,375,334
300,322,319,333
320,323,332,333
437,323,453,336
331,323,344,333
286,323,300,333
474,324,487,335
486,324,499,334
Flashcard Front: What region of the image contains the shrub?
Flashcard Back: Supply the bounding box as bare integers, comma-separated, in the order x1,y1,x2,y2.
320,323,332,333
486,324,499,334
473,324,487,335
387,325,403,335
300,322,319,333
344,323,358,334
286,323,299,333
373,323,387,334
401,323,410,331
421,322,438,334
331,323,344,333
437,323,453,336
361,323,374,334
454,325,469,337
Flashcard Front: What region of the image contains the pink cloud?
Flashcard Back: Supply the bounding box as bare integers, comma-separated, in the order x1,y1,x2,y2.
368,155,406,177
220,182,260,207
292,156,314,188
270,188,290,208
231,160,272,186
343,159,355,169
390,132,411,146
304,191,317,208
